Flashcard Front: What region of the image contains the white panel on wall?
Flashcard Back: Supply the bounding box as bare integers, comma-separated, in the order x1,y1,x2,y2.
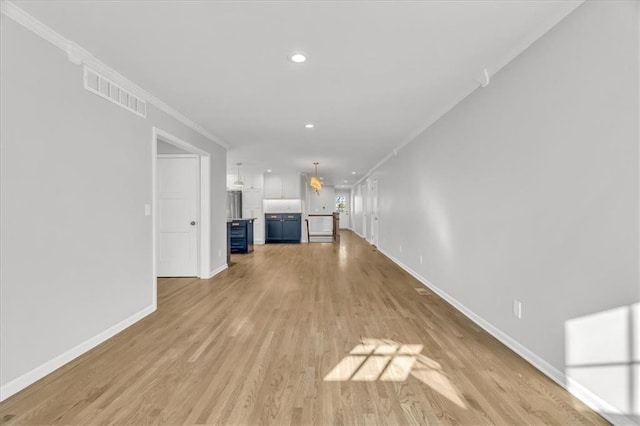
263,199,302,213
309,185,335,213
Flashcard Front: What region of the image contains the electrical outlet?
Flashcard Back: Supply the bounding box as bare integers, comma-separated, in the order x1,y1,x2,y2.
419,255,423,265
399,245,403,253
513,300,522,319
218,249,222,257
144,204,151,217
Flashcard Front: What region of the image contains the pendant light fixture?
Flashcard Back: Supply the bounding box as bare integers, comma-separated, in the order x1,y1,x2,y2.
310,162,322,195
233,162,244,188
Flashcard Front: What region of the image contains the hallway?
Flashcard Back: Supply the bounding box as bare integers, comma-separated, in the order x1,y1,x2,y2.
0,231,607,425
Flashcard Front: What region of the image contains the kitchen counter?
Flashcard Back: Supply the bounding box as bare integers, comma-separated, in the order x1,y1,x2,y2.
265,213,301,243
263,212,302,215
227,218,256,256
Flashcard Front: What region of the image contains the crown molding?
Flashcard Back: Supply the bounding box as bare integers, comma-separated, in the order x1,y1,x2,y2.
354,0,584,188
0,0,229,149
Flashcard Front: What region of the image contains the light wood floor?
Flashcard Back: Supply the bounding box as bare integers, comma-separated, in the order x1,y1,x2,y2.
0,231,608,425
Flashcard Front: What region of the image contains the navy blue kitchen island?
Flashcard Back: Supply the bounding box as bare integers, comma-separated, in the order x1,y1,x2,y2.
227,218,255,254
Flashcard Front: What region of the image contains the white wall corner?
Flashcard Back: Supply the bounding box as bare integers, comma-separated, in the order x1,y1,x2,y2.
376,245,636,426
0,305,155,402
205,263,228,279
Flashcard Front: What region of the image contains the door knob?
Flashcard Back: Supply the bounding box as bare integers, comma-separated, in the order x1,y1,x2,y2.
190,221,197,226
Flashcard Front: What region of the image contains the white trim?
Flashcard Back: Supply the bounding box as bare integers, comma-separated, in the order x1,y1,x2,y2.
0,1,228,149
157,154,199,159
354,2,585,188
155,128,209,157
151,132,158,310
199,156,211,279
0,305,155,402
376,245,635,426
0,1,78,59
204,263,228,279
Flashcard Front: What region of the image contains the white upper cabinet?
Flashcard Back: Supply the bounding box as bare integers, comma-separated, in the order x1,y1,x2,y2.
282,173,301,198
228,169,263,190
242,171,263,190
263,174,282,198
264,173,300,199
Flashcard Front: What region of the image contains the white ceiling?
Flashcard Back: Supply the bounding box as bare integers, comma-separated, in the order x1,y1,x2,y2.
15,0,582,187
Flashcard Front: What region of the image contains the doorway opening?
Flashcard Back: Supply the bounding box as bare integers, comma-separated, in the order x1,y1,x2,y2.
367,177,378,247
152,127,210,309
336,190,351,229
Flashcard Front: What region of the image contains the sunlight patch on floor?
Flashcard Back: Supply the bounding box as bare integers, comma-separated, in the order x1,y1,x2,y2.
324,338,467,408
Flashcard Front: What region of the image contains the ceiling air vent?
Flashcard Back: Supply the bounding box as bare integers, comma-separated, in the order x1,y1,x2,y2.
83,67,146,118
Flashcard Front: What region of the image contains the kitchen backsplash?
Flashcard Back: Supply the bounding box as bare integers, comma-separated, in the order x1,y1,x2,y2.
263,199,302,213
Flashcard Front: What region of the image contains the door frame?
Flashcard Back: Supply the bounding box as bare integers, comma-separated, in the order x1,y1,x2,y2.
152,127,210,309
360,183,367,240
366,177,378,246
336,189,351,229
371,177,379,246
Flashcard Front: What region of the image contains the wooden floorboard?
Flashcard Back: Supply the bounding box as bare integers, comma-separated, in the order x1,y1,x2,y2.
0,230,609,425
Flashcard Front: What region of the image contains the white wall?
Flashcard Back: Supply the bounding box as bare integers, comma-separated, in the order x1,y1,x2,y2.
157,140,190,154
0,14,227,397
351,182,365,237
309,185,335,214
369,1,639,422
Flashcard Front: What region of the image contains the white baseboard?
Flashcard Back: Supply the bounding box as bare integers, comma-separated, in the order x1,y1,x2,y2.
0,304,155,402
376,246,635,426
204,263,228,279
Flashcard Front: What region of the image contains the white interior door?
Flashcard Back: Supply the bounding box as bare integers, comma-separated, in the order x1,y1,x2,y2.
361,183,368,240
157,156,198,277
336,192,350,229
370,178,379,246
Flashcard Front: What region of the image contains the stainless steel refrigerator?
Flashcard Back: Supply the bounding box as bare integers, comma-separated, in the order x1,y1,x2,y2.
226,190,242,219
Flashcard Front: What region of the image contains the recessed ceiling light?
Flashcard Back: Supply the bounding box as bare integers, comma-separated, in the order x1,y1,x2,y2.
305,123,314,129
351,171,356,175
319,177,324,180
290,53,306,63
344,180,348,183
266,169,272,173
